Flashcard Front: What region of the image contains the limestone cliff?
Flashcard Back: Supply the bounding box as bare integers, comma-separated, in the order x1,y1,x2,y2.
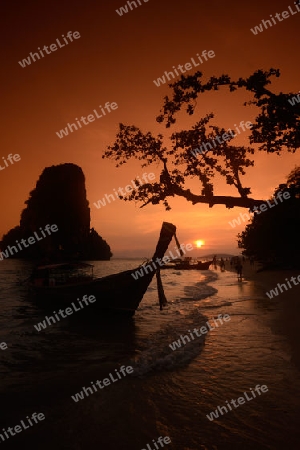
1,163,112,260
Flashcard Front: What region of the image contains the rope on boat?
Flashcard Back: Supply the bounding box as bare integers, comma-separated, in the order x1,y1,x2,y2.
156,268,168,310
174,233,184,257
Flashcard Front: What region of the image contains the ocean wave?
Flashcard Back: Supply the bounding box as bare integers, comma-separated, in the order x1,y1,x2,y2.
181,271,218,301
131,309,209,376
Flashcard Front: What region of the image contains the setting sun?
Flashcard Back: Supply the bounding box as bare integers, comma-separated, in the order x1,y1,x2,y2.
195,240,205,248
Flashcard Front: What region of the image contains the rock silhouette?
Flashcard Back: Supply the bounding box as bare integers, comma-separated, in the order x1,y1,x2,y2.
1,163,112,260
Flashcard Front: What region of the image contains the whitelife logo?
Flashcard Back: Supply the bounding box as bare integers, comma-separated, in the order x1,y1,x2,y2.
0,412,45,444
206,385,269,421
191,120,252,158
288,91,300,106
153,50,215,87
169,315,231,351
250,2,300,35
56,101,118,139
131,243,194,280
228,191,291,228
0,224,58,261
33,295,97,331
0,153,21,171
93,172,155,209
140,435,171,450
266,275,300,299
71,365,133,402
116,0,149,16
18,31,81,68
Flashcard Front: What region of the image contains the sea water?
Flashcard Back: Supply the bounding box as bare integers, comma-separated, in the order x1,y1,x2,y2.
0,259,299,449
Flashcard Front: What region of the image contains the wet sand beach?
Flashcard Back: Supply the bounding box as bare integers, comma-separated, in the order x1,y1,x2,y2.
224,260,300,371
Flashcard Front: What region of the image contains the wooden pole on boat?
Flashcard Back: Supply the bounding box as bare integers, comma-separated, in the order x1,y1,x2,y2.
156,268,168,310
152,222,176,261
151,222,176,310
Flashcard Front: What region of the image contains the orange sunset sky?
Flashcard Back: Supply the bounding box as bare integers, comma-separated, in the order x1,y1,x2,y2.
1,0,299,257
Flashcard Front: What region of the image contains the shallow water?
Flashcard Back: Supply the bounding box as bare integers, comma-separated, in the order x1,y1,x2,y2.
0,259,299,449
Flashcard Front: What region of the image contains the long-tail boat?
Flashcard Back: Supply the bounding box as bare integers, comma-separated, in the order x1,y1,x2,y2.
28,222,176,316
161,257,212,270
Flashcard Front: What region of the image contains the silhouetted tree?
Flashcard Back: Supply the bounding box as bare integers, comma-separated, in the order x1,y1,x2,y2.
103,69,299,210
237,167,300,266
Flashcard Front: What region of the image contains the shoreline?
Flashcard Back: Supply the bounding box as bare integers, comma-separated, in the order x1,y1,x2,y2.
223,260,300,371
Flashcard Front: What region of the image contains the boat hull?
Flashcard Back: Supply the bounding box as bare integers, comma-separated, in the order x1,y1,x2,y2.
195,261,212,270
161,261,212,270
28,222,177,316
30,269,154,316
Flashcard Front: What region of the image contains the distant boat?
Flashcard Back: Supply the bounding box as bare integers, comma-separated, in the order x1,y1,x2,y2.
162,257,212,271
28,222,176,316
194,260,212,270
